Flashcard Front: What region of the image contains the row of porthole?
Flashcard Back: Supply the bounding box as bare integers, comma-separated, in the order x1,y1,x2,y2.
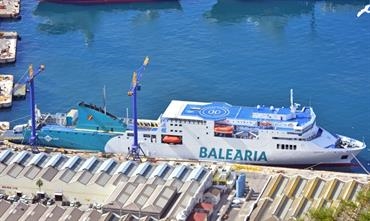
277,144,297,150
170,123,182,127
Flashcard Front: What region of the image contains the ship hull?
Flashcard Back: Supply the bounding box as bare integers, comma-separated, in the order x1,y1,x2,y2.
40,0,172,4
22,126,117,151
104,131,365,165
22,122,365,166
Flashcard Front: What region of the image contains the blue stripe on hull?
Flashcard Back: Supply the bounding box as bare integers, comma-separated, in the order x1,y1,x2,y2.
23,129,115,151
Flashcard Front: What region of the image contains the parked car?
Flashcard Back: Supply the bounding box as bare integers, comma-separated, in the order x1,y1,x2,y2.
0,193,7,199
47,198,55,206
70,200,81,207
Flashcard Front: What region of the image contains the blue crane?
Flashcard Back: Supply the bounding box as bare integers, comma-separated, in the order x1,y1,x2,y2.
27,64,45,153
127,57,149,161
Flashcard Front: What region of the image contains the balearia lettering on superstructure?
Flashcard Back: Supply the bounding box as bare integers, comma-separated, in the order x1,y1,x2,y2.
199,146,267,162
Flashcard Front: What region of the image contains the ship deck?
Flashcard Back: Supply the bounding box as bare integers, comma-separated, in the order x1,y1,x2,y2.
163,100,312,126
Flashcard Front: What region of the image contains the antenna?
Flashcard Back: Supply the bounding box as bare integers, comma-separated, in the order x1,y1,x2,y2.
290,89,296,113
126,107,129,125
103,85,107,114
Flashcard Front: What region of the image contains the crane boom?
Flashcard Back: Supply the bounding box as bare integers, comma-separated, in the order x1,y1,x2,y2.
127,57,149,161
27,64,45,153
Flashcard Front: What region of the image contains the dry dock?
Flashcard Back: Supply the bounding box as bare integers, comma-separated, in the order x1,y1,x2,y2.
0,144,368,221
0,0,20,19
0,32,18,63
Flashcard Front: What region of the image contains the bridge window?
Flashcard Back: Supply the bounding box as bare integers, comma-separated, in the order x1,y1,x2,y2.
341,155,348,160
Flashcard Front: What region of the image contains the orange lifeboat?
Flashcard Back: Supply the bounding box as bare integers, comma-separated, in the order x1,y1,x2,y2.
162,135,182,144
259,121,272,127
214,125,233,134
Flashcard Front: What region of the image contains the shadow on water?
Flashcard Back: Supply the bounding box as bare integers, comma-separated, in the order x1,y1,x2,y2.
205,0,369,23
204,0,369,40
33,1,182,43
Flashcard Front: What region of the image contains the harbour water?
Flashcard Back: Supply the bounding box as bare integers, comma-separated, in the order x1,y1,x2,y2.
0,0,369,172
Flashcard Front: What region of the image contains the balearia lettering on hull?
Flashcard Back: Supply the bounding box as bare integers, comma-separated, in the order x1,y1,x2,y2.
199,146,267,162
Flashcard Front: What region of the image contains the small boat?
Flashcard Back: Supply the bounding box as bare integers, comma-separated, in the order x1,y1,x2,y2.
0,75,13,108
162,135,182,144
0,121,10,131
40,0,175,4
214,125,233,134
259,121,272,127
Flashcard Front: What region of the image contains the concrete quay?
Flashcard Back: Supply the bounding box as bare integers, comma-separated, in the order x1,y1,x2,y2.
0,0,20,19
0,143,368,221
0,31,18,63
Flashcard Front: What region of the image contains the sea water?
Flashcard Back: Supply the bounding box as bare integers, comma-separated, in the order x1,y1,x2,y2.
0,0,369,172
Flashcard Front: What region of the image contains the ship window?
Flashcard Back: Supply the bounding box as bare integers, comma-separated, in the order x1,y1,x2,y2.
290,145,293,149
281,145,285,149
175,130,178,132
179,130,182,132
277,144,280,149
294,145,297,150
96,127,99,130
170,124,173,126
197,137,199,139
179,124,182,126
170,130,173,132
143,134,151,138
111,128,113,132
175,124,178,126
206,132,208,135
127,133,134,136
341,155,348,160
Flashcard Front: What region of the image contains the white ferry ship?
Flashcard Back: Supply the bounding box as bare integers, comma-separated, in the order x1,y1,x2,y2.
105,91,365,165
18,90,365,166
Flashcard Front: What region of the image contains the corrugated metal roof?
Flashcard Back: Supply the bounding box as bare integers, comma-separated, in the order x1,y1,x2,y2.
26,152,48,167
61,156,80,170
97,159,116,173
168,165,187,180
186,166,206,182
114,161,136,175
149,163,170,179
0,149,13,162
133,162,151,176
8,150,29,165
43,153,63,168
78,156,98,172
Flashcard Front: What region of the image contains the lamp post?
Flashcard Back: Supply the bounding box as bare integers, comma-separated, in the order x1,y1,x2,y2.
27,64,45,153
